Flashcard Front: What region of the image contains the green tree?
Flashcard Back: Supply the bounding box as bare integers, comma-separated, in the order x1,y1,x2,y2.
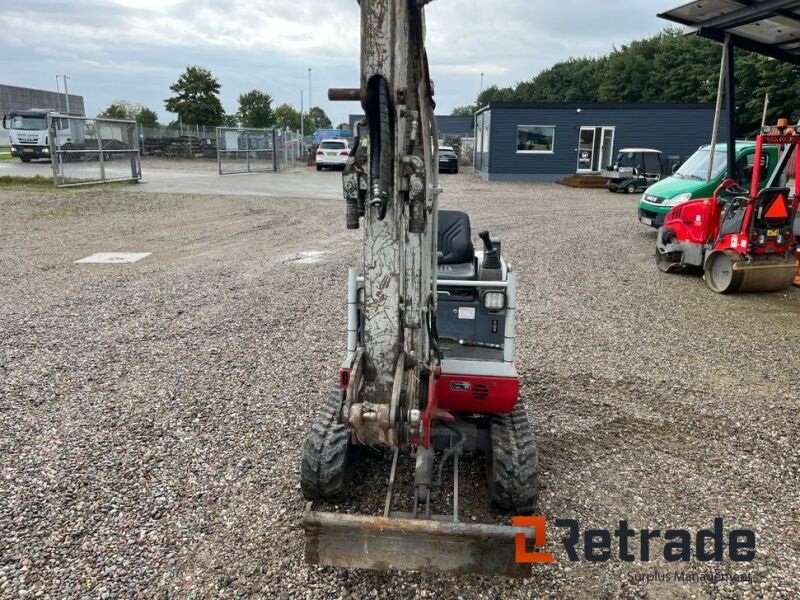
99,101,159,125
222,114,239,127
456,28,800,136
273,103,302,130
306,106,332,130
164,66,225,126
98,101,130,120
237,89,274,128
452,105,476,117
136,107,159,126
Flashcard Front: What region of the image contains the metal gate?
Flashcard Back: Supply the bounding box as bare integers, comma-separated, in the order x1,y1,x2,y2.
217,127,277,175
49,115,142,187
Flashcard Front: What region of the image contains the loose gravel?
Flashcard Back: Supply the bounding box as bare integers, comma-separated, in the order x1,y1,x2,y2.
0,169,798,599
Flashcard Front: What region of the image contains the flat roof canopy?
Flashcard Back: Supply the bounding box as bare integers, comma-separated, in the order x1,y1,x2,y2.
659,0,800,64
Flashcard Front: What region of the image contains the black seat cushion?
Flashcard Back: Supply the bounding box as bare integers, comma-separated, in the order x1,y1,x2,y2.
438,262,477,281
438,210,474,264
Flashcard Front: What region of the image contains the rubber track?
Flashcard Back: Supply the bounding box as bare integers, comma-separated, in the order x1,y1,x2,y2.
300,389,354,502
489,403,540,513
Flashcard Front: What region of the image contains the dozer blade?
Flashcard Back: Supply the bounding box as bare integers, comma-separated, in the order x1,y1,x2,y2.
303,510,532,578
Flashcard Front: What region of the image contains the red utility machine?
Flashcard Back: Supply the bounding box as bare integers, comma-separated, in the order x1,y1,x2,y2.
656,125,800,293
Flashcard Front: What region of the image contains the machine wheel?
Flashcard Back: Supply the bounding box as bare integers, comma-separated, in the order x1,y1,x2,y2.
316,164,322,171
487,403,539,514
20,158,31,163
704,251,743,294
300,389,357,502
625,183,637,194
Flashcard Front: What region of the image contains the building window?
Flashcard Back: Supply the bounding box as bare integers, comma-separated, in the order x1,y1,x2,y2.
516,125,555,154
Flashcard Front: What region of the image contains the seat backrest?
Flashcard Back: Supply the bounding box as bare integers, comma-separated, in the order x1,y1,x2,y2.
437,210,474,265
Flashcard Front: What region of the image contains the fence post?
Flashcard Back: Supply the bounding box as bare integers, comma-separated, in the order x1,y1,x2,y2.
97,121,106,183
272,129,278,172
48,115,60,186
217,127,222,175
131,123,139,180
283,128,288,169
246,130,251,173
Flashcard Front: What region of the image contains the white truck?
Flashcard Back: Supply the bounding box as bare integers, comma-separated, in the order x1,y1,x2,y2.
2,109,69,162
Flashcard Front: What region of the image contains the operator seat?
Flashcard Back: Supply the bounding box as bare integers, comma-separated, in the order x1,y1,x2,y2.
437,210,476,281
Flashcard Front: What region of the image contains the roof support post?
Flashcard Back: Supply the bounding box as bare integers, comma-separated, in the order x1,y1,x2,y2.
725,36,737,184
707,35,728,182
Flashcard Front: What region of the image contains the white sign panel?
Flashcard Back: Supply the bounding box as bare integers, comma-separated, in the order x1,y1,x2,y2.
75,252,152,264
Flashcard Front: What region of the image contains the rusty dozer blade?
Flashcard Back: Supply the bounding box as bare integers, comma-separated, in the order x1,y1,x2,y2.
303,510,531,578
303,447,532,578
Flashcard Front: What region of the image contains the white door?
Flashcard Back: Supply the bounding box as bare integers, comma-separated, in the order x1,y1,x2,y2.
577,127,595,173
577,126,615,172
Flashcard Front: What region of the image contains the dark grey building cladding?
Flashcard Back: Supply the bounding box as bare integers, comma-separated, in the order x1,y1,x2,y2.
474,102,727,182
0,84,85,118
348,114,473,137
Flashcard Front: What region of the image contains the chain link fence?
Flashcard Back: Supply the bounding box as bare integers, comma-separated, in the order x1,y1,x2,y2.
49,115,141,187
139,124,305,165
275,129,304,170
217,127,276,174
140,124,217,158
216,127,305,174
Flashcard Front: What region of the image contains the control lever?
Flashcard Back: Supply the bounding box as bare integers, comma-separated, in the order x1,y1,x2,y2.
478,230,501,270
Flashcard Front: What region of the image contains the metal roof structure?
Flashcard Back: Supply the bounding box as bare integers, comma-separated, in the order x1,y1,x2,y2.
659,0,800,64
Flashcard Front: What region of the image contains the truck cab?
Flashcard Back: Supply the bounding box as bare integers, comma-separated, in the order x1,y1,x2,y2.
637,142,779,228
3,110,52,162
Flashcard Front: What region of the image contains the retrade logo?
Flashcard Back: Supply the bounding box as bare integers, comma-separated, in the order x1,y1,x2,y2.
514,517,755,564
512,516,555,563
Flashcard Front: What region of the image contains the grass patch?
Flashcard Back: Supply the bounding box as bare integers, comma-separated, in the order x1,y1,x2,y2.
0,176,137,190
0,175,55,188
29,206,82,219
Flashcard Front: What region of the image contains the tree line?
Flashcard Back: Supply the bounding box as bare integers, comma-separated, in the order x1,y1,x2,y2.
98,65,335,132
453,29,800,137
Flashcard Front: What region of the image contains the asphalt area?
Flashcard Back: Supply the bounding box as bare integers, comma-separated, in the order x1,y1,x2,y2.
1,161,798,599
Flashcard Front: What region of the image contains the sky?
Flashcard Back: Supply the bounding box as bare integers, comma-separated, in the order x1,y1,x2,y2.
0,1,677,125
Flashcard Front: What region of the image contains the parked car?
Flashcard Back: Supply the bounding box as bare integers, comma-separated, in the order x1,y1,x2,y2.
637,141,779,228
438,145,459,174
316,139,350,171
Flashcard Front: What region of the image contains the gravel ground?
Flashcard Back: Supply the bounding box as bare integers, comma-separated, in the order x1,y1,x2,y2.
0,170,798,599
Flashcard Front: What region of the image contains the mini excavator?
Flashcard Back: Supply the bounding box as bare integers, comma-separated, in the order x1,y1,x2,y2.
299,0,539,578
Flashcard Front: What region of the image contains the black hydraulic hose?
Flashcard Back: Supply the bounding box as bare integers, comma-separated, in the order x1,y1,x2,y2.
366,76,393,220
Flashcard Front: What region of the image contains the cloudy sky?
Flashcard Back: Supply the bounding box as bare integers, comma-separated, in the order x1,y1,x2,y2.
1,1,677,124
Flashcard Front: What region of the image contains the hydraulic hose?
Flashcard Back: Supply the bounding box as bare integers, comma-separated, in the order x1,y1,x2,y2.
366,76,393,220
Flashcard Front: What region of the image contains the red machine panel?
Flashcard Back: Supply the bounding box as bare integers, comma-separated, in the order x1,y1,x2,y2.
435,373,519,414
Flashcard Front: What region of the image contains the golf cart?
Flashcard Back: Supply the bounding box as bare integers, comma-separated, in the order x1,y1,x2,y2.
604,148,664,194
